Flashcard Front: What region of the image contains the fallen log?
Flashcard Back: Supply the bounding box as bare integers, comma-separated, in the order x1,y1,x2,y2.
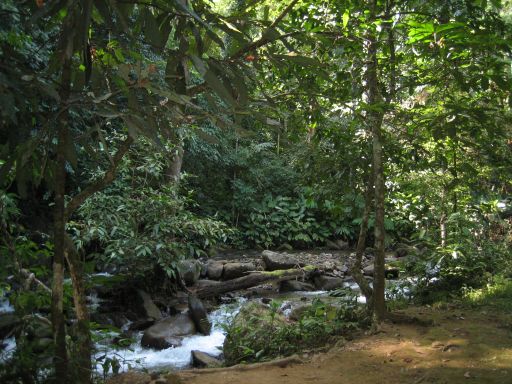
192,266,316,298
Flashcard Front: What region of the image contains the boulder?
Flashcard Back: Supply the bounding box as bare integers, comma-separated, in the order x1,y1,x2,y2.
223,262,255,280
261,251,300,271
363,264,400,279
106,371,151,384
177,260,202,286
200,262,208,278
279,280,315,293
188,296,211,335
141,314,196,350
363,264,374,276
325,239,349,250
129,318,155,331
191,350,222,368
206,261,224,280
313,275,345,291
136,290,162,320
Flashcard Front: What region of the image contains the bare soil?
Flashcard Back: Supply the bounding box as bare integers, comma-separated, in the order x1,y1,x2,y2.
177,306,512,384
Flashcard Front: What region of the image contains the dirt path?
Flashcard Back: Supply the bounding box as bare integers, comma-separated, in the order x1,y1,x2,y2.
177,307,512,384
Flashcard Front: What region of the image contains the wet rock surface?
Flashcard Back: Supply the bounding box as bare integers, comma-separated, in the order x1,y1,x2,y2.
141,314,197,350
191,350,222,368
222,262,256,280
188,296,211,335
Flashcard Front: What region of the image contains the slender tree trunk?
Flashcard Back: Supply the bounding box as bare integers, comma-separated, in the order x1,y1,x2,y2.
52,42,73,384
52,126,68,382
64,235,92,384
440,212,447,247
350,179,374,308
366,0,387,321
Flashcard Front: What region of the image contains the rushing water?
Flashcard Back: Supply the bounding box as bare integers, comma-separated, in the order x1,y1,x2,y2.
0,292,16,363
94,299,244,375
1,271,414,374
91,282,376,375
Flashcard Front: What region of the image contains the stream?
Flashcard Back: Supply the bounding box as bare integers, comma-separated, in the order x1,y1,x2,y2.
0,273,413,376
93,299,243,374
0,294,16,363
92,284,376,375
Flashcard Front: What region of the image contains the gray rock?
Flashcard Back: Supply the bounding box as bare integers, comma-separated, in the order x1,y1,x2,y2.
191,350,222,368
188,296,211,335
137,290,162,320
129,318,155,331
141,314,196,350
223,262,255,280
261,250,300,271
363,264,374,276
206,261,224,280
313,275,345,291
279,280,315,292
336,239,349,250
325,239,349,250
177,259,203,286
200,262,208,278
363,264,399,279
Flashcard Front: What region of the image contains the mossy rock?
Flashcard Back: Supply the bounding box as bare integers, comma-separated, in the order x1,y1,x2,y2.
223,303,286,366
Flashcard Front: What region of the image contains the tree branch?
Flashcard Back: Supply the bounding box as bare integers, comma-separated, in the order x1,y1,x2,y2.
230,0,300,60
64,135,133,220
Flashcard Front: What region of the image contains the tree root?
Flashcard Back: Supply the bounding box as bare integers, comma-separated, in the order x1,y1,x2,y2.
179,355,305,376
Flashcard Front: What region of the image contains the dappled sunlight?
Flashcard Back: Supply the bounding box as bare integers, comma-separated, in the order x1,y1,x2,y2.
179,307,512,384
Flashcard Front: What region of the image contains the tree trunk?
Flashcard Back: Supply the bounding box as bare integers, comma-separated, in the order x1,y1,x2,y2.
440,212,447,248
52,115,69,383
51,32,74,383
367,0,387,321
349,180,374,308
64,235,92,384
193,268,314,298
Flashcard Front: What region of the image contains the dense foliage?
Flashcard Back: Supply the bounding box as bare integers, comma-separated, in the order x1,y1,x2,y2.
1,0,511,382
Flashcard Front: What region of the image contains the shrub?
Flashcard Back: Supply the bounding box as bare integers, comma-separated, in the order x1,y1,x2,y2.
223,298,366,365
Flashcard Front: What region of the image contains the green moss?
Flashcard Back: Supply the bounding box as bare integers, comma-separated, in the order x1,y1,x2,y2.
261,265,316,277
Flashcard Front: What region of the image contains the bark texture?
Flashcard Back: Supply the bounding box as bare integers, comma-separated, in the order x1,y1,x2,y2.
366,0,387,321
194,268,314,298
349,181,374,307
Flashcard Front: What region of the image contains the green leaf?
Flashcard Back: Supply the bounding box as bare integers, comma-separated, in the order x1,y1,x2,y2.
190,55,237,107
342,10,350,29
